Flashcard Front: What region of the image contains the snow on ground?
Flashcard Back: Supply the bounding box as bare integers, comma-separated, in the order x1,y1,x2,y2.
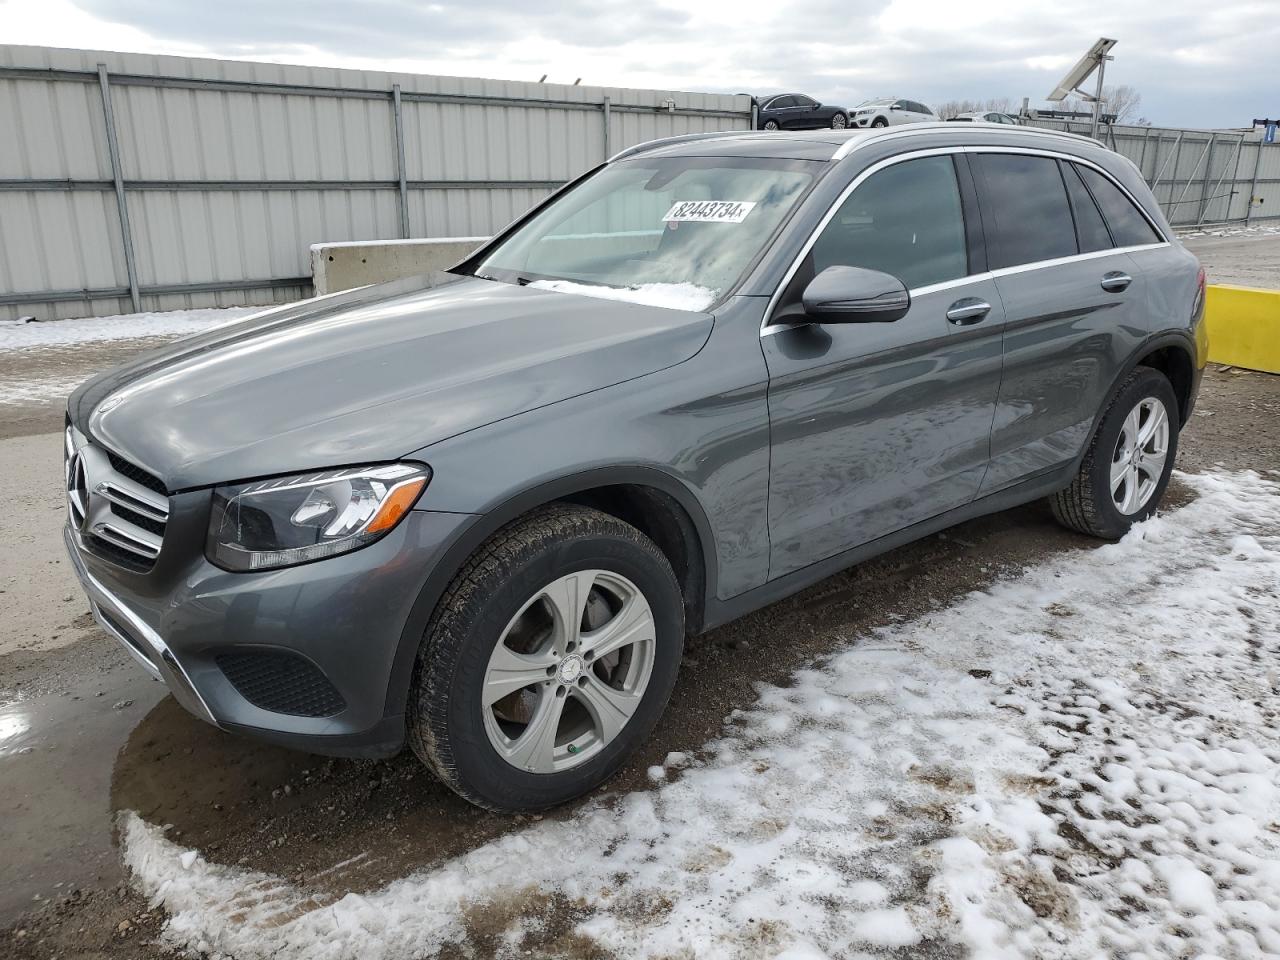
528,279,717,311
1177,223,1280,240
0,306,261,351
123,470,1280,960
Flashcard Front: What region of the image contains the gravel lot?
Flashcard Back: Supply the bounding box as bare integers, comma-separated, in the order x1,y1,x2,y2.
3,237,1278,958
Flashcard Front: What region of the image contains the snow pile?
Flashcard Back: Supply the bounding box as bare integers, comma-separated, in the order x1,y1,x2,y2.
0,306,261,350
122,471,1280,959
528,279,717,312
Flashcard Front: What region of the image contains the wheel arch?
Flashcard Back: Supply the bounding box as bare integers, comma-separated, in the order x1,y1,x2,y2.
1133,337,1197,426
383,465,719,725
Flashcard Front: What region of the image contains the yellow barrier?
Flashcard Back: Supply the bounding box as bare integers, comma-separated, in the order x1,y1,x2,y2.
1205,284,1280,375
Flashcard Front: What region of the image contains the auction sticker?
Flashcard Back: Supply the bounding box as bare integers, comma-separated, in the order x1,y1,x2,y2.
662,200,756,223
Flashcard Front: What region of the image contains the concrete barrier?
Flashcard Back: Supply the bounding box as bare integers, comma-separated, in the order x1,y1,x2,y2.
310,237,488,295
1206,285,1280,375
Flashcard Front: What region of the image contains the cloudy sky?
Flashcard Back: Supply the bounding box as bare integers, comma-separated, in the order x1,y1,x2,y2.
4,0,1276,127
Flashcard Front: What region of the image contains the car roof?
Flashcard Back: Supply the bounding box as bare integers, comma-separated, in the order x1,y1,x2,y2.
613,123,1104,164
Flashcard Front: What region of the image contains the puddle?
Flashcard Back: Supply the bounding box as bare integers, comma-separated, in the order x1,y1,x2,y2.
0,669,165,921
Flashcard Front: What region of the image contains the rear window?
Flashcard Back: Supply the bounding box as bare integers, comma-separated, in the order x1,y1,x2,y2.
1076,165,1162,247
973,154,1077,269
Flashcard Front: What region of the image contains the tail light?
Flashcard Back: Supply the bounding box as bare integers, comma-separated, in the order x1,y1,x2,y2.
1191,265,1206,323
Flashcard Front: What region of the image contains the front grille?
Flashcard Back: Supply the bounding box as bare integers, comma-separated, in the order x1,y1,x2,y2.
87,535,156,573
110,503,167,537
107,452,168,496
67,440,170,573
216,651,347,718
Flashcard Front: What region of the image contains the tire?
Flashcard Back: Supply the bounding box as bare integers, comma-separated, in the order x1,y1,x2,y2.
763,119,780,131
1051,366,1180,540
831,112,847,129
871,116,889,128
407,504,684,812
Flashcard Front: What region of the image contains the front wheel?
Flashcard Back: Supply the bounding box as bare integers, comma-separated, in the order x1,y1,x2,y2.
408,505,684,812
1051,367,1179,539
830,112,847,129
871,116,889,128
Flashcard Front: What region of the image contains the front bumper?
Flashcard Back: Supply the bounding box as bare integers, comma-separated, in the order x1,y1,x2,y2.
65,523,216,724
64,505,475,757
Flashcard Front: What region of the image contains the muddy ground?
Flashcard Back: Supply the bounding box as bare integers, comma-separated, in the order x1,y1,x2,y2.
2,235,1278,958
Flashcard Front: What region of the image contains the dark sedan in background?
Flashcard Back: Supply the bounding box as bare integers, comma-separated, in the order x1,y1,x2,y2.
754,93,849,130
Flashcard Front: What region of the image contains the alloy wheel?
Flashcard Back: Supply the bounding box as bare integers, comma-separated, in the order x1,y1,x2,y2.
482,570,656,773
832,114,847,129
1110,396,1170,515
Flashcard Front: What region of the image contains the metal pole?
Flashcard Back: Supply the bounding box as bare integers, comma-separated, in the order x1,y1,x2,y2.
751,99,758,130
391,84,410,238
1138,126,1152,176
97,64,140,313
1151,131,1180,189
1244,135,1264,225
1089,53,1106,141
1195,134,1217,224
602,96,611,160
1213,134,1247,224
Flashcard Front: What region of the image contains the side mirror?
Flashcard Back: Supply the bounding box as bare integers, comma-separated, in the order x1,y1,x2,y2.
801,266,910,323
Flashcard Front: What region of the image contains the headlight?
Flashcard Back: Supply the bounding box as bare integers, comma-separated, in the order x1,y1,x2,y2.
207,462,430,571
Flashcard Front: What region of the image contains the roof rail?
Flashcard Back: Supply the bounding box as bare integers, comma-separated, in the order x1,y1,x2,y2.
830,121,1102,161
608,130,756,162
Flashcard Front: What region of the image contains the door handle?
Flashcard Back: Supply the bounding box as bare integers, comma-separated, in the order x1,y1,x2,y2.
946,298,992,325
1100,271,1132,292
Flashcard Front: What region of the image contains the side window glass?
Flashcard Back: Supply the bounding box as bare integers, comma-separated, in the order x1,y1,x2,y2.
1062,162,1114,253
973,153,1077,269
773,96,796,109
795,95,816,108
1077,166,1162,247
811,155,968,290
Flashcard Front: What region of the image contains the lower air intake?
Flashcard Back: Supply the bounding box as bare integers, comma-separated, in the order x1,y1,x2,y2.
216,650,346,718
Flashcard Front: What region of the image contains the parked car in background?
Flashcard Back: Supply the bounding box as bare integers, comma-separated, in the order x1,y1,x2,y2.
949,111,1022,125
755,93,849,130
64,123,1204,813
851,98,936,127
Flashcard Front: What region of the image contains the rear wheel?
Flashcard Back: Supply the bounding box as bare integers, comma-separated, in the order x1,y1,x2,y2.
408,505,683,812
763,119,780,131
1051,367,1179,539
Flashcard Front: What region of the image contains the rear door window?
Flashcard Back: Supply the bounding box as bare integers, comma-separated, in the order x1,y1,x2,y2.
1062,162,1114,253
811,155,968,290
973,153,1077,269
1076,165,1163,247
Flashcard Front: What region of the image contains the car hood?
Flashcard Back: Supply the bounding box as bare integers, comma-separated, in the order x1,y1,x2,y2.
70,275,713,490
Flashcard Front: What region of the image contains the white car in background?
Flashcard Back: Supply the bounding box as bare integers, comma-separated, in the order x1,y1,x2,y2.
851,98,936,127
949,111,1023,125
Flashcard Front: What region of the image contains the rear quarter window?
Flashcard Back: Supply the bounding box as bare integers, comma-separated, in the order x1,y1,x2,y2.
1062,162,1114,253
1076,165,1163,247
973,153,1077,269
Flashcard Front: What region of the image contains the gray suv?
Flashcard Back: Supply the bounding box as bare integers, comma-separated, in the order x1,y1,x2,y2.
64,124,1206,811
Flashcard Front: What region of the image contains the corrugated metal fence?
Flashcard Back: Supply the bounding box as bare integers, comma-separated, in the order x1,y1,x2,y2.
1027,117,1279,228
0,44,752,321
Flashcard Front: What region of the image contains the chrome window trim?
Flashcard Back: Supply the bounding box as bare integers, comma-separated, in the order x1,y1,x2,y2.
760,144,1170,338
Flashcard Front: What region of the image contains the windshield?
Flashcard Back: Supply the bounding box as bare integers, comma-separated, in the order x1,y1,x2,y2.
473,157,818,311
